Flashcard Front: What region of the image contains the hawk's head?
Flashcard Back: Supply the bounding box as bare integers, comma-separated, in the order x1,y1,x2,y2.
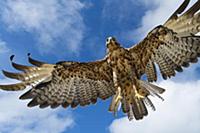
106,37,120,52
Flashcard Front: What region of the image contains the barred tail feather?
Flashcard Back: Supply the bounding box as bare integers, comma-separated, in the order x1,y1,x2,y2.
139,80,165,96
124,94,148,121
122,80,165,120
131,97,143,120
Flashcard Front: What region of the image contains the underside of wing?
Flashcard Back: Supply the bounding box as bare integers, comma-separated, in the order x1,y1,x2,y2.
0,55,115,109
165,0,200,36
128,0,200,82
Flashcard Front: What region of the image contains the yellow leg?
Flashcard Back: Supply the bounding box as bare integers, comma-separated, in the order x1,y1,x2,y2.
109,86,122,116
133,85,144,99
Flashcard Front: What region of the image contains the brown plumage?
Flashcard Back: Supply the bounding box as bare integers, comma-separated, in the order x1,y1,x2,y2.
0,0,200,121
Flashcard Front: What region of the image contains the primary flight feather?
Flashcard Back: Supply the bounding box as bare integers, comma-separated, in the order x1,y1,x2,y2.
0,0,200,121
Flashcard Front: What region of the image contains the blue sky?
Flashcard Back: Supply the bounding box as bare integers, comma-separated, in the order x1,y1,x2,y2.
0,0,200,133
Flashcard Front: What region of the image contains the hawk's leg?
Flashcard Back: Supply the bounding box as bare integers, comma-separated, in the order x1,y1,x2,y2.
133,84,144,99
108,71,122,115
109,86,122,116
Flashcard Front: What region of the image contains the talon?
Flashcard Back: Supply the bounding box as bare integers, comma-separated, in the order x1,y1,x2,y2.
115,87,122,101
133,85,144,99
113,87,123,115
109,86,123,116
135,89,144,99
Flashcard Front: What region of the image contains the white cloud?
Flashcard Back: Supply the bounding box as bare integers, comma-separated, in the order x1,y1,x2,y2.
109,80,200,133
0,39,10,54
0,79,74,133
127,0,182,41
127,0,197,41
0,0,86,54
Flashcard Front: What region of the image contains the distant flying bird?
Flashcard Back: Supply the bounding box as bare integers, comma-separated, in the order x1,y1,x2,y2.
0,0,200,120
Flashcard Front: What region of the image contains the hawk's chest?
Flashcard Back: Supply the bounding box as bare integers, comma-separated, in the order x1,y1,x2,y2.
108,48,134,80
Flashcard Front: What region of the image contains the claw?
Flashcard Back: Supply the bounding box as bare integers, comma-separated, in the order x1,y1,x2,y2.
109,87,122,116
133,85,144,99
135,90,144,99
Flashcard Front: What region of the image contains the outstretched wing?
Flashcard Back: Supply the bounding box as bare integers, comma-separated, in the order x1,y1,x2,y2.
128,0,200,82
0,55,115,108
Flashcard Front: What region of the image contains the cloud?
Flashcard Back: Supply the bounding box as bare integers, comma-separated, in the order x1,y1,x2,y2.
0,79,74,133
0,39,10,54
127,0,183,41
0,0,86,54
109,80,200,133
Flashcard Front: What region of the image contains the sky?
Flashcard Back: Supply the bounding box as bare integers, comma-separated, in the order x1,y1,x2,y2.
0,0,200,133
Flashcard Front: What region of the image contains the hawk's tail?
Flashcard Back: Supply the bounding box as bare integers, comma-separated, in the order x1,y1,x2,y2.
122,80,165,121
0,54,54,91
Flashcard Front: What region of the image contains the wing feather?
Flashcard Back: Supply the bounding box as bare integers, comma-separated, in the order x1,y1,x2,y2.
165,0,200,36
128,0,200,81
0,56,114,109
145,60,157,82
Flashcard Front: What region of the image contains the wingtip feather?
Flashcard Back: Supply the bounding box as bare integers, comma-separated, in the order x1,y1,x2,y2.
28,54,46,67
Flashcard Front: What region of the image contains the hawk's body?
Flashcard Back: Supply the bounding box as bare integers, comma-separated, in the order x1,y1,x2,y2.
1,0,200,120
106,36,165,120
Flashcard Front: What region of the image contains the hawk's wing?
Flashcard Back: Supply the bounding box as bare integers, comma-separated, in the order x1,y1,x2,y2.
128,0,200,82
0,55,115,108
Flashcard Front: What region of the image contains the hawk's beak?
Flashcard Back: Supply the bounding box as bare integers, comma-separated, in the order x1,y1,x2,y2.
106,37,118,48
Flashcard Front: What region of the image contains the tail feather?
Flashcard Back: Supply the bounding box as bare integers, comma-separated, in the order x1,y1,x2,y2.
144,97,156,111
121,80,165,120
126,95,148,120
127,104,134,120
139,80,165,101
131,96,143,120
126,97,149,120
121,98,129,113
137,98,148,116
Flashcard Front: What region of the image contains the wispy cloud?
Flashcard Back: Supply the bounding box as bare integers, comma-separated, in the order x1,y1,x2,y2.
0,0,86,54
0,39,10,54
127,0,182,41
0,79,74,133
109,80,200,133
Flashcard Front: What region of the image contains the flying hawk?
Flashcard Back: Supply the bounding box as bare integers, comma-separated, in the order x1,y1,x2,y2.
0,0,200,120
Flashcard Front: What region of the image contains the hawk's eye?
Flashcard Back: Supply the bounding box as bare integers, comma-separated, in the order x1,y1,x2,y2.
106,38,109,42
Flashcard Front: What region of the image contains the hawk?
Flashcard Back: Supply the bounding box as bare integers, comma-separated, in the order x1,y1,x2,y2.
0,0,200,120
